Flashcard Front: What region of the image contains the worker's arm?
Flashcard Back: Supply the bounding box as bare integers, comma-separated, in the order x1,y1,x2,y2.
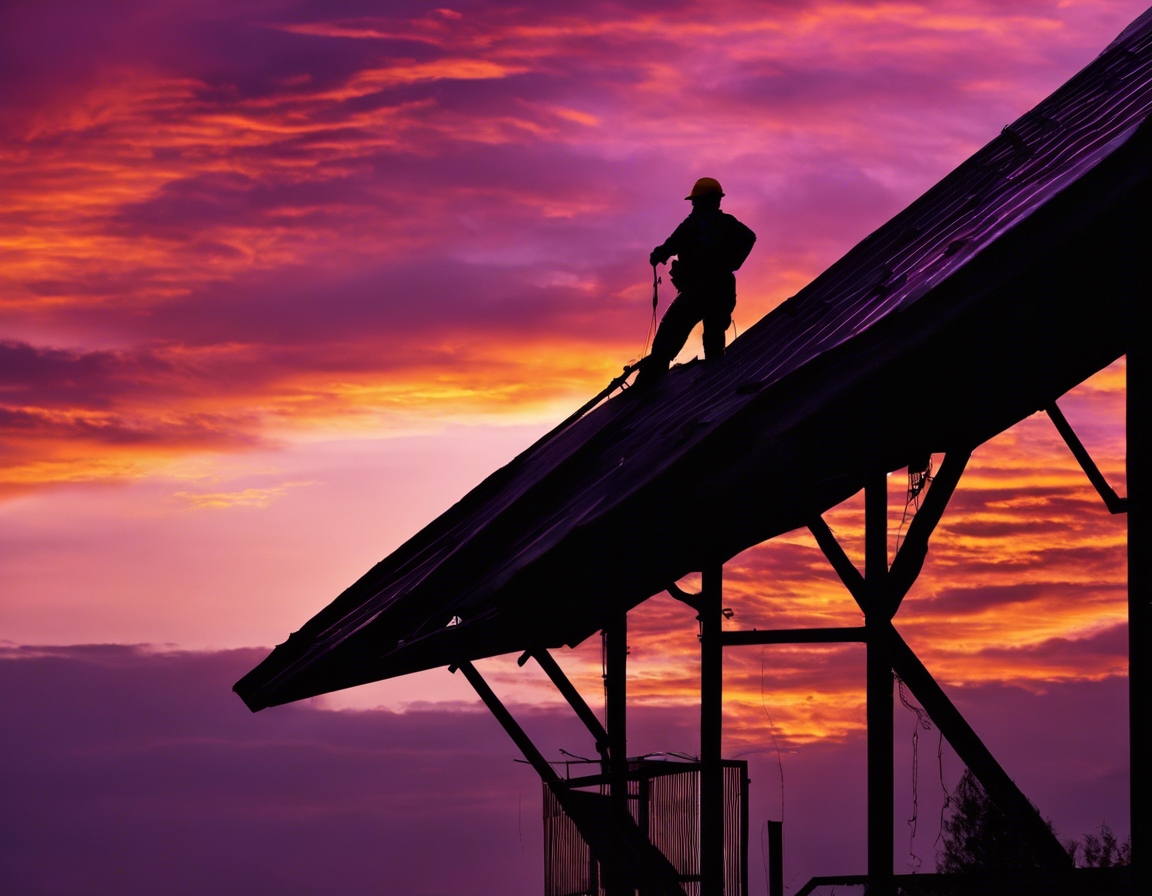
649,219,691,266
727,218,757,271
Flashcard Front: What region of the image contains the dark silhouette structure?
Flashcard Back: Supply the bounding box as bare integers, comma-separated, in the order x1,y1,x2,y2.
639,177,756,385
236,9,1152,894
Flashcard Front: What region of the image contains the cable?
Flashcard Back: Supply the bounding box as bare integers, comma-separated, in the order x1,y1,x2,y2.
934,730,953,850
898,674,932,871
760,648,786,823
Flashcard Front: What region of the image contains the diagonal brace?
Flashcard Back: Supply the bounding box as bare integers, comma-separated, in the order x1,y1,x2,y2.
887,628,1071,867
453,666,688,896
1046,402,1127,514
887,449,971,612
808,516,868,610
452,660,559,783
527,649,611,759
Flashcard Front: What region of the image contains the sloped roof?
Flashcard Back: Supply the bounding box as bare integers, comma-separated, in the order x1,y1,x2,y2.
236,10,1152,711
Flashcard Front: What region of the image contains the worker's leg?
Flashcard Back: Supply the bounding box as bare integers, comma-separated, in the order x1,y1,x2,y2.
701,291,737,361
646,292,704,372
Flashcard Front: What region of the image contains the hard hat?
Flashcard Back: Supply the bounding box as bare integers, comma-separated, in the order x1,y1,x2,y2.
685,177,724,200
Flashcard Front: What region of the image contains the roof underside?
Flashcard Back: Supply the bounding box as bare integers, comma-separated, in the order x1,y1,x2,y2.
236,10,1152,711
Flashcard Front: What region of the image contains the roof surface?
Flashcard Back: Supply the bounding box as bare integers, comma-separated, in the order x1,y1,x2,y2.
236,9,1152,710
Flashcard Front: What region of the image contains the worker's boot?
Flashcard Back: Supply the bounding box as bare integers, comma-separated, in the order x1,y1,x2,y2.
631,356,667,390
702,329,726,362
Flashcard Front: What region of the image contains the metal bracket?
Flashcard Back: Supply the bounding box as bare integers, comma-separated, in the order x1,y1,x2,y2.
665,582,702,613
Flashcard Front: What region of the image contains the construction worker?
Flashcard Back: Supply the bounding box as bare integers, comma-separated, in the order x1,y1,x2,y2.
637,177,756,386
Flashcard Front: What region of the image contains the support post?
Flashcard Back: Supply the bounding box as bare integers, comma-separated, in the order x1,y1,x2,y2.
604,611,628,813
1130,336,1150,889
767,820,783,896
701,562,725,895
865,474,894,895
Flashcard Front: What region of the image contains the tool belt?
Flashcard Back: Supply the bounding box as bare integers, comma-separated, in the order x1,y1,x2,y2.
669,259,735,297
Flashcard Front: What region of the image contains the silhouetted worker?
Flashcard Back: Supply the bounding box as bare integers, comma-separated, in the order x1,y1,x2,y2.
637,177,756,386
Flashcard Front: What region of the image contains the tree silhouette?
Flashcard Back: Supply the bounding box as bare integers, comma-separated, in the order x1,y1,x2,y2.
937,769,1130,873
1066,823,1130,868
936,769,1055,873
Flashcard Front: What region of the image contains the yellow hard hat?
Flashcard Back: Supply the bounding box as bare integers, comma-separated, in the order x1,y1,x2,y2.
685,177,724,200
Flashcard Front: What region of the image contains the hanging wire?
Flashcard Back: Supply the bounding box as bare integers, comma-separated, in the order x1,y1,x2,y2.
897,673,932,871
934,730,953,850
760,648,786,823
600,628,613,765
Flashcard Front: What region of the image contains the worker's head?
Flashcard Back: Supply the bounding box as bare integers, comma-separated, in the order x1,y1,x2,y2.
686,177,723,210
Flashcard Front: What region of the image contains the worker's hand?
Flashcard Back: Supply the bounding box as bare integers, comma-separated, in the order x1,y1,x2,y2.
649,250,663,267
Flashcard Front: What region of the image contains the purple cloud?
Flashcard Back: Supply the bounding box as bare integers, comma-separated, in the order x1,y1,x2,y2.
0,643,1131,894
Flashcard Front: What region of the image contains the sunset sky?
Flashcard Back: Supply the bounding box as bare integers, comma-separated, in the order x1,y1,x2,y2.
0,2,1141,894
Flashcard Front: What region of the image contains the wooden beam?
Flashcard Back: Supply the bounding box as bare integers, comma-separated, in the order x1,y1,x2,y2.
887,449,971,611
603,611,631,896
604,612,628,816
453,660,559,784
887,629,1071,867
720,626,867,646
1047,402,1127,514
531,649,610,759
700,562,725,896
808,515,868,610
865,474,894,893
1130,330,1151,887
768,820,784,896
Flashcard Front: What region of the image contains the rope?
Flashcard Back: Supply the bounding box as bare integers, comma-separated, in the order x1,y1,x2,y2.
642,263,660,359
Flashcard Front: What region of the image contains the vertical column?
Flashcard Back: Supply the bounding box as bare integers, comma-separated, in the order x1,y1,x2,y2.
604,610,630,896
1131,332,1150,888
604,611,628,813
767,820,783,896
865,475,894,895
701,562,725,895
